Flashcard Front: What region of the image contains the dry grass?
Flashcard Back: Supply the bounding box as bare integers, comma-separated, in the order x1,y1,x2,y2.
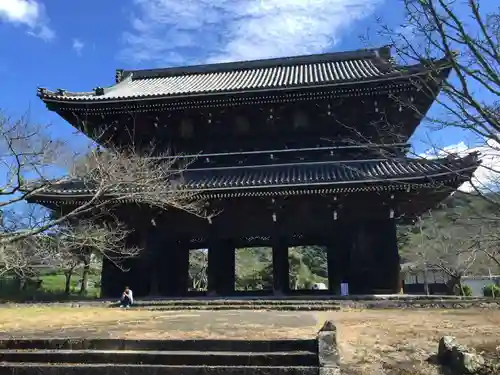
0,306,498,374
0,306,321,340
316,309,500,374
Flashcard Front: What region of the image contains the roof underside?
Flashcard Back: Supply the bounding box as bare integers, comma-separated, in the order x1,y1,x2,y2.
37,47,450,103
27,154,479,201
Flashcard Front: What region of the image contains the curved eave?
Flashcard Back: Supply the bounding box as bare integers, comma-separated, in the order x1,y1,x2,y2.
25,168,476,205
37,60,452,106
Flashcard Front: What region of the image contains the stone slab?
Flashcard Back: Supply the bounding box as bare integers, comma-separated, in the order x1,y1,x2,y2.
0,349,318,366
0,364,320,375
0,338,317,353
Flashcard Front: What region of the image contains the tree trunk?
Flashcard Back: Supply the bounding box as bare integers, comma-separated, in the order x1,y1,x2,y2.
423,264,430,296
80,259,90,295
64,268,74,295
13,276,22,291
447,275,461,295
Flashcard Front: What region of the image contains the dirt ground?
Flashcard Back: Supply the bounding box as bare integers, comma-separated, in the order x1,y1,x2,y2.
0,306,498,374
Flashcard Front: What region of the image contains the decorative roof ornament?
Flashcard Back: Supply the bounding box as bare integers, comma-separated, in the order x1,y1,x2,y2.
115,69,124,83
94,87,104,96
36,87,47,97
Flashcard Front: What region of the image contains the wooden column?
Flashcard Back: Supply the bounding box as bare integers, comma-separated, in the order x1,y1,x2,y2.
218,239,235,295
100,257,122,298
208,239,235,296
348,222,374,295
326,245,340,294
145,228,163,297
327,226,351,294
383,219,401,293
119,230,150,298
166,242,190,297
272,238,289,295
156,240,189,297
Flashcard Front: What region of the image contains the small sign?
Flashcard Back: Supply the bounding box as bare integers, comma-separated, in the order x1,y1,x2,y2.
340,282,349,296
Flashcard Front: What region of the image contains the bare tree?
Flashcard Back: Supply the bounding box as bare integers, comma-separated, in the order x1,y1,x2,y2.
0,111,208,246
54,219,139,295
461,215,500,271
403,207,495,291
0,217,138,294
372,0,499,189
189,250,207,291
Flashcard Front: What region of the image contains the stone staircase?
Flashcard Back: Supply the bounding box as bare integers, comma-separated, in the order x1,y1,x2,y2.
107,295,495,311
0,337,325,375
125,299,343,311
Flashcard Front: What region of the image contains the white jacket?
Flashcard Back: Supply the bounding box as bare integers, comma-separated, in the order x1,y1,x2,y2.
124,289,133,303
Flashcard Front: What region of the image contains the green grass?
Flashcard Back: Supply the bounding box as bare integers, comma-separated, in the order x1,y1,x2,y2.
39,273,101,297
0,271,102,302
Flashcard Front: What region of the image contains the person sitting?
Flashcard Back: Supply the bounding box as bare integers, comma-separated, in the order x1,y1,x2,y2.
120,286,133,308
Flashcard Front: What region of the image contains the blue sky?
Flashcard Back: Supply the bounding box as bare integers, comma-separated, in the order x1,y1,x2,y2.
0,0,487,157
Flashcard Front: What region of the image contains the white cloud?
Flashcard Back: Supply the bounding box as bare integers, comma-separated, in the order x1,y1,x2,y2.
421,139,500,193
121,0,383,66
0,0,54,41
72,38,84,56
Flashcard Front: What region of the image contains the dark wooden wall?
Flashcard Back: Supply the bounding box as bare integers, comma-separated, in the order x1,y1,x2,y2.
100,200,401,299
78,94,414,155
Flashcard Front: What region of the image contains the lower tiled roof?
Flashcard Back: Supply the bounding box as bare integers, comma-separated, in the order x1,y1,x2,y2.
182,157,476,190
28,156,479,197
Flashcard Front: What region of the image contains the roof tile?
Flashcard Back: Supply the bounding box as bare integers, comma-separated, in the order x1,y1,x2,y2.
38,48,417,102
30,156,479,196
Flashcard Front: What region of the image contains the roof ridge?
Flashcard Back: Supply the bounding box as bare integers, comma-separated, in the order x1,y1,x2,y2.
121,47,391,81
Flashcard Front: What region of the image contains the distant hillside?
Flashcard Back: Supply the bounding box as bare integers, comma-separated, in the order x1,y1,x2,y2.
398,191,500,276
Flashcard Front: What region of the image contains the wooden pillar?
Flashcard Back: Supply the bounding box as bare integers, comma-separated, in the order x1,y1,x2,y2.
166,242,190,297
146,228,163,297
145,231,159,297
208,239,235,296
327,227,351,294
272,238,289,295
326,246,339,294
100,257,122,298
348,222,374,295
156,240,189,297
384,219,401,294
218,240,235,295
119,230,150,298
350,219,400,294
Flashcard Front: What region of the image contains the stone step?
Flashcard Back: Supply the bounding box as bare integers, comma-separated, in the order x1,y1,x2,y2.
0,338,317,353
142,304,341,311
126,300,343,307
0,363,320,375
118,296,487,306
0,349,318,366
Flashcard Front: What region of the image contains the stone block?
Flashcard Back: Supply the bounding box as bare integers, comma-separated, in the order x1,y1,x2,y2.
437,336,486,374
451,346,485,374
437,335,457,364
317,320,340,370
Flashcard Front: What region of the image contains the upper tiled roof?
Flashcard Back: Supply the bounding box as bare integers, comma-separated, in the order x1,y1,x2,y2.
37,47,450,103
27,154,479,199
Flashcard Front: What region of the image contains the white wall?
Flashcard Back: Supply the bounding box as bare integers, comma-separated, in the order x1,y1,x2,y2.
462,278,497,296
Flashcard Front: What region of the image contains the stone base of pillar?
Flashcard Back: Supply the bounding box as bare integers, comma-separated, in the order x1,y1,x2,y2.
272,289,284,297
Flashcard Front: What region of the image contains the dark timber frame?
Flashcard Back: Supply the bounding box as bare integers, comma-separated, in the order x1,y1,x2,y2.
28,47,480,298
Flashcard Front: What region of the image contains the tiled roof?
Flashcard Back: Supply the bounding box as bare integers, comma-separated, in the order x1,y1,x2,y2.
28,155,479,197
37,47,450,102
